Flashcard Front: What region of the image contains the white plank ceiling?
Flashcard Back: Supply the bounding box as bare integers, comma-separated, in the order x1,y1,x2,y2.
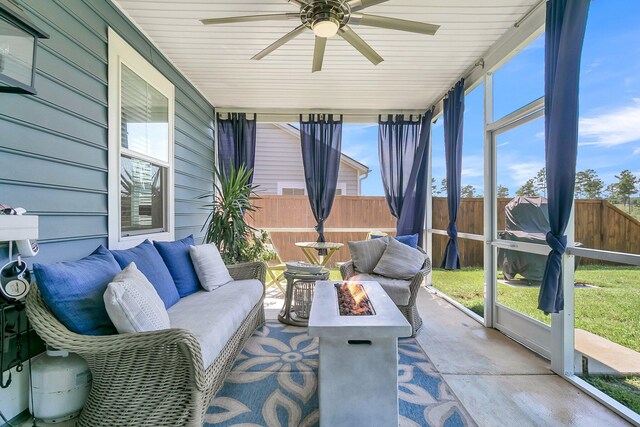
114,0,539,113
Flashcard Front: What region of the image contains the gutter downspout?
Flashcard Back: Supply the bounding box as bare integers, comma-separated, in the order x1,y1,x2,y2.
358,169,370,196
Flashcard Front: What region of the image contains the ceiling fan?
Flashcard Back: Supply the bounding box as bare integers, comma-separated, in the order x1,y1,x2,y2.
200,0,440,72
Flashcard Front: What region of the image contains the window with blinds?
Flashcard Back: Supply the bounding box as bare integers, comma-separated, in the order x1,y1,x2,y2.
108,28,174,248
121,65,169,162
119,65,170,236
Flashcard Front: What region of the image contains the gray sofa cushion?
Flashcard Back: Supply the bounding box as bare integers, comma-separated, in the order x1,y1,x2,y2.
348,237,389,274
373,237,426,280
350,273,411,306
167,279,263,368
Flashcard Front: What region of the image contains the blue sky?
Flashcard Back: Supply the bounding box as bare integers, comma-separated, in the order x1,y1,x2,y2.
342,1,640,196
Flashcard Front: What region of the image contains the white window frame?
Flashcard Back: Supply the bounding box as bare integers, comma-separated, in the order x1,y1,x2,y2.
277,182,305,195
107,28,175,249
276,182,347,196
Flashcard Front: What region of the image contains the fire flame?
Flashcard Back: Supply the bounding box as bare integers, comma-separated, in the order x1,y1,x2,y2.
347,283,367,305
337,282,373,316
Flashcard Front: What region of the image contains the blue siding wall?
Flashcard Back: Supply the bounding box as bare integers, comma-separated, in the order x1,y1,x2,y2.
0,0,215,265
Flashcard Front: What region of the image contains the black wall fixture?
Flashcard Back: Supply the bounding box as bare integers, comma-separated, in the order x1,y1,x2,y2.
0,0,49,95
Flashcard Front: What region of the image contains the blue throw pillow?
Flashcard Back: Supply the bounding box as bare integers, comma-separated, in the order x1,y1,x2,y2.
33,245,121,336
372,233,419,248
110,240,180,308
154,235,201,298
395,233,419,249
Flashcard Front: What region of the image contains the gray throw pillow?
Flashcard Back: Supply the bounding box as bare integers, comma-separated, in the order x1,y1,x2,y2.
189,244,233,291
373,237,426,280
348,237,389,274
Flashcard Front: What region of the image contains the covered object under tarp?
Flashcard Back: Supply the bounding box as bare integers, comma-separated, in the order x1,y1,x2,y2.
498,197,580,282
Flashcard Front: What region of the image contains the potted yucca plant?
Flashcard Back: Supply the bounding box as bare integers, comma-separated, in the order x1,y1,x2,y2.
200,164,274,264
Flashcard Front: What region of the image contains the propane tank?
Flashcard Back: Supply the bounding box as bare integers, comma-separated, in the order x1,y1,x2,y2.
29,347,91,423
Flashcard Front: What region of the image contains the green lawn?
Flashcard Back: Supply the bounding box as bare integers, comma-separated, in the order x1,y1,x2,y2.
581,375,640,414
329,269,343,281
431,265,640,352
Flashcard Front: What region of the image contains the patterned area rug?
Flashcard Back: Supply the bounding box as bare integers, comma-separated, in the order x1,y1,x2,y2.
205,321,475,427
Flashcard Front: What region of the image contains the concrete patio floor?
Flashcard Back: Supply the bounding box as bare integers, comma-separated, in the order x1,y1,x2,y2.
412,288,630,426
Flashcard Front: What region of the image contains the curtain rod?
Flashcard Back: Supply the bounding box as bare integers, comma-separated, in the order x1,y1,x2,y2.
515,0,546,28
214,109,431,123
215,109,427,116
216,112,256,120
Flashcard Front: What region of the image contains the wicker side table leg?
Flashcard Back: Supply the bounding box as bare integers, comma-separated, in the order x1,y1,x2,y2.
278,275,296,325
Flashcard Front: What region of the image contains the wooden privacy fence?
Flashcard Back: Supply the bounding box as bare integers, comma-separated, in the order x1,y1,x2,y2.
248,195,396,265
248,195,640,267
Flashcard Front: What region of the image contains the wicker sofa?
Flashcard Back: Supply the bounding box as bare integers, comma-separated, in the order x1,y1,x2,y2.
340,250,431,337
26,261,266,427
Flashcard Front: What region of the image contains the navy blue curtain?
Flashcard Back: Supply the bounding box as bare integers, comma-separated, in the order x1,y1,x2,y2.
300,114,343,254
378,110,434,245
441,79,465,270
217,113,257,183
538,0,590,314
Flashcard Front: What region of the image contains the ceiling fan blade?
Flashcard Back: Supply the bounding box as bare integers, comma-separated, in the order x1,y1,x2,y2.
201,13,299,25
312,36,327,73
252,25,308,60
349,13,440,36
287,0,309,7
338,26,383,65
346,0,390,12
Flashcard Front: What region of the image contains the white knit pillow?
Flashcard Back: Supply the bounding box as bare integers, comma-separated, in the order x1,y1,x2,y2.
189,244,233,291
103,262,170,333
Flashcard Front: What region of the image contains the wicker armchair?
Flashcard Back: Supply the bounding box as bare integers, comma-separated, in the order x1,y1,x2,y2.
340,252,431,337
26,261,266,427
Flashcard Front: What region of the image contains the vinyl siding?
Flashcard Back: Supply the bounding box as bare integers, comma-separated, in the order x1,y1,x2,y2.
253,124,361,196
0,0,215,265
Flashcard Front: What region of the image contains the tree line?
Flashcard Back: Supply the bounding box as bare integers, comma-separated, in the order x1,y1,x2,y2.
432,168,640,212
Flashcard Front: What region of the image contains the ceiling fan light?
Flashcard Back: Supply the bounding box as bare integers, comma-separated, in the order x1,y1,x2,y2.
313,20,339,38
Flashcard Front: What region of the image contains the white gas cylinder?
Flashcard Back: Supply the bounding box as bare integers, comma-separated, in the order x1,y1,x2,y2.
29,348,92,423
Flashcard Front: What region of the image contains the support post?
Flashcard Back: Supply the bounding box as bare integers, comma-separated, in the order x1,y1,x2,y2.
551,204,576,376
483,73,496,327
425,120,434,286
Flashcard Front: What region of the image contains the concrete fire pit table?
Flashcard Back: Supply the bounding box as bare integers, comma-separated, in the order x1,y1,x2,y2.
308,281,412,427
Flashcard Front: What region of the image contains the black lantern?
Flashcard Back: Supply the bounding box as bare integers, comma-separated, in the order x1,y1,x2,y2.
0,0,48,95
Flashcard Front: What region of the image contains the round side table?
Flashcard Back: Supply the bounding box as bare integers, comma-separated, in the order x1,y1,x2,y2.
278,269,330,326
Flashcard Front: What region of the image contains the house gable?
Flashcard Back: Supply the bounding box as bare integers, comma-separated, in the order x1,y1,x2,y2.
253,123,368,195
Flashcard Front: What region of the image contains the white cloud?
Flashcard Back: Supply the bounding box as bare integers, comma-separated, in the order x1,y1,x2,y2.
497,141,510,147
583,60,602,75
579,100,640,147
507,161,544,185
461,155,484,177
341,140,377,167
634,148,640,156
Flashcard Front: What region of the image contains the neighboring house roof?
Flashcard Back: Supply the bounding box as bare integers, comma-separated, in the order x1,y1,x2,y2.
274,124,371,175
